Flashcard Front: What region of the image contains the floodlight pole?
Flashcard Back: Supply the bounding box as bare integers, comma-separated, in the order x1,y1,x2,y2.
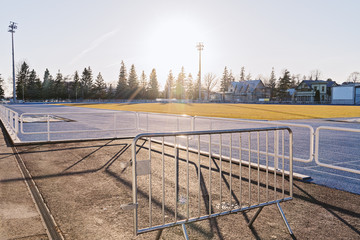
8,21,17,103
196,42,204,101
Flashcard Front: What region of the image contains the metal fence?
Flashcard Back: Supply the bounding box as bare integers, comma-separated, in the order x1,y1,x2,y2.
0,105,19,141
126,127,294,238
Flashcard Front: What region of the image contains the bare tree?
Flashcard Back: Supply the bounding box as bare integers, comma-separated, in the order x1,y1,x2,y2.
309,69,322,80
348,72,360,83
204,73,218,100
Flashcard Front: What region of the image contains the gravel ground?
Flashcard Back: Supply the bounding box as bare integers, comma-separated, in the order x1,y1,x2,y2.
13,139,360,240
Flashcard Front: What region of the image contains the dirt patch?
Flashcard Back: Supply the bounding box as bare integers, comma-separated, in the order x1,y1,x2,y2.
14,139,360,239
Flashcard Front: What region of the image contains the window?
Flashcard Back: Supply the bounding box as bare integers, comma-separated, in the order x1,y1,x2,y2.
314,86,317,91
322,86,325,92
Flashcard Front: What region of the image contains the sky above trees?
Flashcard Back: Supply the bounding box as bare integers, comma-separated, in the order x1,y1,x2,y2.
1,0,359,96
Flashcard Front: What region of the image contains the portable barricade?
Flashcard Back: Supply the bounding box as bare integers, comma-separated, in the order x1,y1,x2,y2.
124,127,294,239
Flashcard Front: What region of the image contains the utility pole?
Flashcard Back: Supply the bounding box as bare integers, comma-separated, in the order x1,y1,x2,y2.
8,21,17,103
196,42,204,101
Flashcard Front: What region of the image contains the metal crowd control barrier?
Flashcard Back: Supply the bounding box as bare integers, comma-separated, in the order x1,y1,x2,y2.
127,127,294,239
315,126,360,174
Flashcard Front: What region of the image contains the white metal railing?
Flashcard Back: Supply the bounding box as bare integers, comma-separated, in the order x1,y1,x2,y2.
315,126,360,174
126,127,294,238
0,105,19,139
193,116,314,163
19,111,138,142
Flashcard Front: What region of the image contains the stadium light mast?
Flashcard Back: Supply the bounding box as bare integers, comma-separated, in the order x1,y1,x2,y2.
8,21,18,103
196,42,204,101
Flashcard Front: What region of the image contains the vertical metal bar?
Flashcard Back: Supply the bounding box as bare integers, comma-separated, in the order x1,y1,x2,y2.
162,137,165,225
266,131,269,202
186,136,190,220
257,132,260,204
174,136,178,222
289,130,293,198
209,134,212,215
229,134,233,209
181,223,190,240
47,115,50,141
14,112,19,134
146,113,149,131
132,138,138,235
282,130,285,199
248,132,251,206
239,133,242,208
198,135,201,218
149,137,152,227
275,131,279,170
219,134,223,211
274,131,277,200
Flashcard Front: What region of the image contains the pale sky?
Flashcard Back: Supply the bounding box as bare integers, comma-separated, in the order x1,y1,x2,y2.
1,0,359,96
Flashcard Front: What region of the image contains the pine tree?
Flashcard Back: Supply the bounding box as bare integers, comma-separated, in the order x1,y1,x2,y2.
164,70,174,99
16,61,30,101
240,66,245,81
175,67,186,99
0,74,4,99
80,67,93,99
278,69,291,101
116,61,128,99
128,64,139,99
268,67,277,100
185,73,194,100
94,72,106,99
107,84,115,99
246,73,252,80
220,66,230,93
148,68,159,99
54,70,66,100
27,69,41,100
72,71,80,101
139,71,147,99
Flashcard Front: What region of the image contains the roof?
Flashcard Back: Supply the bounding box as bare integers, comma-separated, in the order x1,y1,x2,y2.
229,80,263,93
297,80,337,89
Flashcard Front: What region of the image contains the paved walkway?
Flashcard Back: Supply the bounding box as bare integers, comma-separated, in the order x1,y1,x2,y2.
0,126,48,240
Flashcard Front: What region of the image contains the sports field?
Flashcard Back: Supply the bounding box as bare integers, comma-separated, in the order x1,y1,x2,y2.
62,103,360,121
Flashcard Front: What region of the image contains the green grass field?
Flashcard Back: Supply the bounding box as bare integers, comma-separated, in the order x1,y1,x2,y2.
61,103,360,121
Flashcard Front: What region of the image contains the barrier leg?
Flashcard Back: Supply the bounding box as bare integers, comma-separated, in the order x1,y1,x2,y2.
181,223,189,240
248,206,264,227
276,202,294,236
155,229,163,240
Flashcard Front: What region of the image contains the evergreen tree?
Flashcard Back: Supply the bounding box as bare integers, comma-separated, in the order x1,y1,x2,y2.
240,66,245,81
164,70,174,99
175,67,186,99
27,69,41,100
128,64,139,99
81,67,93,99
277,69,291,101
148,68,159,99
116,61,128,99
54,70,66,100
185,73,194,100
16,61,30,101
94,72,107,99
268,67,277,100
220,66,230,93
72,71,80,101
0,74,4,99
107,84,115,99
139,71,148,99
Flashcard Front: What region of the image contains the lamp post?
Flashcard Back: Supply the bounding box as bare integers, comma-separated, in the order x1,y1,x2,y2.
196,42,204,101
8,21,17,103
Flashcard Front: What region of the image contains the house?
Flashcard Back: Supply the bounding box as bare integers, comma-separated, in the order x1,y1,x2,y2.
331,83,360,105
224,80,270,102
295,80,337,103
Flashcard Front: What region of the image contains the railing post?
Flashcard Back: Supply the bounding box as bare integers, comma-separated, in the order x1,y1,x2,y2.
15,112,19,134
274,131,279,170
47,115,50,141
